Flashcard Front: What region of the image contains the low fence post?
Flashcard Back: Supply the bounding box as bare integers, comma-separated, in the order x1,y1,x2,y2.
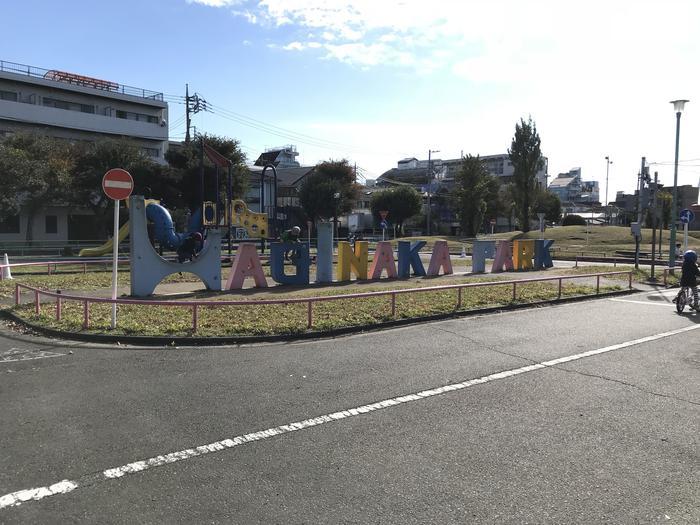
34,290,40,314
83,300,89,329
575,256,578,268
391,292,396,317
307,300,313,329
457,287,462,309
83,263,87,274
512,282,517,302
558,278,562,299
596,275,600,294
628,272,633,289
192,304,198,333
47,263,51,275
15,283,20,305
56,291,61,321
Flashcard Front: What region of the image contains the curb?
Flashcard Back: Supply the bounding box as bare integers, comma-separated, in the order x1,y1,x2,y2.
1,288,638,347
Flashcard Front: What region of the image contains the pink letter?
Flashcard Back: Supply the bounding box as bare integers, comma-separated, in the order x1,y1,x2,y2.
427,240,453,276
491,240,514,273
225,243,268,289
369,241,397,279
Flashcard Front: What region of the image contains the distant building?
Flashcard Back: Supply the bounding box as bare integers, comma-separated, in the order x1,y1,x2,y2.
377,153,548,234
0,59,169,162
549,168,599,204
254,145,300,168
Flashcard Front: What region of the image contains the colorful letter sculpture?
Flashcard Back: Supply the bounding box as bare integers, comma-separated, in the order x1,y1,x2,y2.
512,240,535,271
471,240,496,273
316,222,333,283
491,240,515,273
369,241,397,279
397,240,426,278
534,239,554,269
129,195,221,297
338,241,368,281
225,243,267,289
270,242,310,285
427,240,453,276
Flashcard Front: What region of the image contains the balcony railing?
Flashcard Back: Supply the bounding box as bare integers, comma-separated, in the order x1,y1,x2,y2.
0,60,163,101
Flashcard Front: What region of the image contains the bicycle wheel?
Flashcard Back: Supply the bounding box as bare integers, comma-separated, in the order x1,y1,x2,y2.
676,288,687,313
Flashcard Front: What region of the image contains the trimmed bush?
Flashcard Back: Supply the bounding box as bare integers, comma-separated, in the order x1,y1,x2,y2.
562,214,587,226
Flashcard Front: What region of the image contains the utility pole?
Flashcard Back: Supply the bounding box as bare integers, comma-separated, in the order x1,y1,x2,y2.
185,85,208,143
650,172,659,281
426,149,439,236
634,157,646,269
185,84,191,143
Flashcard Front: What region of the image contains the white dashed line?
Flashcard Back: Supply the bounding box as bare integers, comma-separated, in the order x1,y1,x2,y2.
2,323,699,510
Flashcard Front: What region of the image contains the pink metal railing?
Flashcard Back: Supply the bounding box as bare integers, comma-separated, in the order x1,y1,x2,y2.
13,271,633,334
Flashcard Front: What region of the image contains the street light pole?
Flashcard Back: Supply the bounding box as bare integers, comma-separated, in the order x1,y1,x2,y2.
669,99,689,271
426,149,439,236
605,156,613,222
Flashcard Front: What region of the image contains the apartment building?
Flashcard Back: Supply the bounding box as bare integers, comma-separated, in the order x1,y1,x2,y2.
0,59,168,162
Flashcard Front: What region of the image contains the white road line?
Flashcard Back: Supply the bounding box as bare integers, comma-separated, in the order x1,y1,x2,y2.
2,323,699,511
609,298,677,307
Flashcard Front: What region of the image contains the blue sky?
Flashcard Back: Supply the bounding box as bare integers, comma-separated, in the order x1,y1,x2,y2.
3,0,700,200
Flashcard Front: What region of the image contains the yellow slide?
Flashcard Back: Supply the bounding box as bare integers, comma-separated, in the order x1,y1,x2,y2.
78,222,130,257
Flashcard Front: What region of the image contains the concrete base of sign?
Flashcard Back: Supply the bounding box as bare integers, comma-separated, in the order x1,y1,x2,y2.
129,195,221,297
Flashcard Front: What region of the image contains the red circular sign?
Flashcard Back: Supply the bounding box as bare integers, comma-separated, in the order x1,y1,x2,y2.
102,169,134,200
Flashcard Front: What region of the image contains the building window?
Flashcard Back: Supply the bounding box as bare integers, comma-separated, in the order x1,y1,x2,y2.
45,215,58,234
0,215,20,234
80,104,95,114
116,110,127,119
0,90,18,101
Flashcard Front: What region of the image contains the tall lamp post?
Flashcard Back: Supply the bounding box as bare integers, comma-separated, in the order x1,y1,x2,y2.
668,99,689,270
426,149,440,236
604,156,613,222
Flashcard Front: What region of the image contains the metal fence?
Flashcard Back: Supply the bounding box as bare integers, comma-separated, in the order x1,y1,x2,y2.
13,271,633,333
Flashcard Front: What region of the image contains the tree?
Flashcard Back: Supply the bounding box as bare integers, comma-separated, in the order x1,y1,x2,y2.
165,133,248,211
370,185,422,236
509,117,544,232
299,160,359,224
532,189,562,224
0,133,74,240
450,155,500,237
70,138,163,237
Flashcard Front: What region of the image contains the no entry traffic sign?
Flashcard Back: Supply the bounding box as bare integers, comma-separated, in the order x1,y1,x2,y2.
102,168,134,200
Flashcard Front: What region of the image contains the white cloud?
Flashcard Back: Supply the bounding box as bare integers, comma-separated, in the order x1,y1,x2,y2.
188,0,700,194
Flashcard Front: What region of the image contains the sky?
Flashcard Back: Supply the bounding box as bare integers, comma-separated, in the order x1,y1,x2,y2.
3,0,700,202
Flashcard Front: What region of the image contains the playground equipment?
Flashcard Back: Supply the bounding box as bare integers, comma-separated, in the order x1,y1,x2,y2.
78,222,130,257
129,195,221,296
230,199,268,239
78,199,202,257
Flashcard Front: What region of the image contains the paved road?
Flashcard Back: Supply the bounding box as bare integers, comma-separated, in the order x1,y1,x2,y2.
1,288,698,524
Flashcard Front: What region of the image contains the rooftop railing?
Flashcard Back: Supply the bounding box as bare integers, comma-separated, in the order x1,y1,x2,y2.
0,60,164,101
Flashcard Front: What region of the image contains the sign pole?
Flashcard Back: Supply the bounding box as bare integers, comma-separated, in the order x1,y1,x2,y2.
110,199,119,328
102,168,134,330
684,222,688,252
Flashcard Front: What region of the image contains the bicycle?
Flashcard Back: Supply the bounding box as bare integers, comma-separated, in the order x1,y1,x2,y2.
674,286,698,314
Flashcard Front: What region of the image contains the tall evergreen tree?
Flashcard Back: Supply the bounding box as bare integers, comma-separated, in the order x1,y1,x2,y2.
508,117,544,232
451,155,499,236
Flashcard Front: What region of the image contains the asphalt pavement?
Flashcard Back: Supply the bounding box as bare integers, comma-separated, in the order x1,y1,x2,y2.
0,287,698,524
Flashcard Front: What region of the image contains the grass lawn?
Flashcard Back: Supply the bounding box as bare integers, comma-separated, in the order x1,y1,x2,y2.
521,225,700,256
7,266,626,337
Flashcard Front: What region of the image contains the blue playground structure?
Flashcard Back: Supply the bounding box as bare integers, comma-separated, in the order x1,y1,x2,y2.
130,196,221,297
